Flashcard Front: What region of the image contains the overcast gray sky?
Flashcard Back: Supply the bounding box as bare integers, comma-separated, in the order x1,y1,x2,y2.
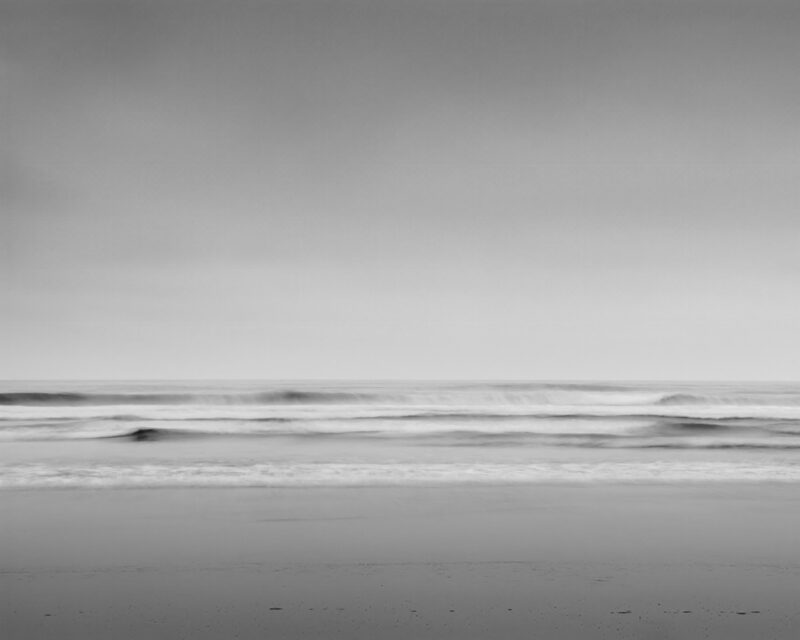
2,0,799,380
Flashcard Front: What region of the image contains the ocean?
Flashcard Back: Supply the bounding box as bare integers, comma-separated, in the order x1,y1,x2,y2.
3,380,800,488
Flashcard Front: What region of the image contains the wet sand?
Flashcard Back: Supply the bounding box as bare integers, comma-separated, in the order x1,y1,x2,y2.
3,484,800,639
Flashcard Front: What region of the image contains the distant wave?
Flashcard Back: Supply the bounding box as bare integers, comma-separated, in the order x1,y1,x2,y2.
5,385,800,414
0,390,369,406
5,405,800,425
4,383,800,447
1,388,659,407
657,392,800,407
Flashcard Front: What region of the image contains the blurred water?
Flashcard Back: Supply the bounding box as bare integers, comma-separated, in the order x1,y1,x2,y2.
2,380,800,487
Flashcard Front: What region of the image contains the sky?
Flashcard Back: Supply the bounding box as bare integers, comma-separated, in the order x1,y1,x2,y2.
2,0,799,380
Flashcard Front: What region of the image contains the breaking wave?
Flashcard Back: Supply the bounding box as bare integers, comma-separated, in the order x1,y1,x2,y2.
4,382,800,486
0,390,370,406
3,414,800,451
3,383,800,422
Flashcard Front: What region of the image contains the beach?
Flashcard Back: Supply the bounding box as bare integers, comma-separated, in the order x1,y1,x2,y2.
6,0,799,634
4,483,800,639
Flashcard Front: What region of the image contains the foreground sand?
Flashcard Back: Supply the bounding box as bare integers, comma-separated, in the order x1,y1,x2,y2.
3,484,800,639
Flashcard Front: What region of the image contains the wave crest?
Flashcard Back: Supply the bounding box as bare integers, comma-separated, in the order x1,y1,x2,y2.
0,390,371,406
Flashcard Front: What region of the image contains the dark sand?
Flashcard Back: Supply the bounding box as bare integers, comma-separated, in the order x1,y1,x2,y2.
3,484,800,638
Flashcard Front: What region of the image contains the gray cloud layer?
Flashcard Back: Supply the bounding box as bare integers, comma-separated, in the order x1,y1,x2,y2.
2,0,799,379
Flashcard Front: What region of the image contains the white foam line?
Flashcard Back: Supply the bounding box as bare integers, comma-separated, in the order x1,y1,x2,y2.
4,462,800,489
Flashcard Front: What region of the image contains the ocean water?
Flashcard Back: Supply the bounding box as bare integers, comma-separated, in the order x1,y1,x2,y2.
2,380,800,488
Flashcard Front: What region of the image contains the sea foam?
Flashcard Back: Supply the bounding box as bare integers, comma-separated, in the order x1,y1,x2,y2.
4,461,800,489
